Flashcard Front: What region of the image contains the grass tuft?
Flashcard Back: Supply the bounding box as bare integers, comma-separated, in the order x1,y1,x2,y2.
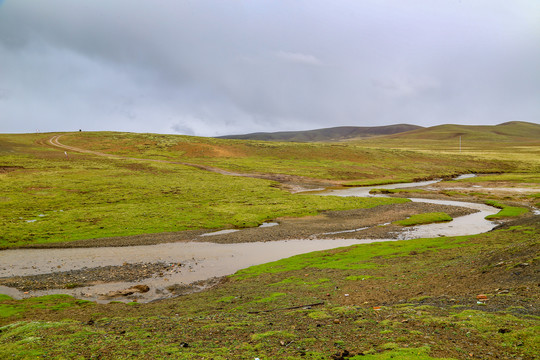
484,200,529,219
393,212,452,226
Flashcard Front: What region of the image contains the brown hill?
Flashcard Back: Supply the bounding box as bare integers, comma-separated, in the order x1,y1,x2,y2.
218,124,422,142
380,121,540,142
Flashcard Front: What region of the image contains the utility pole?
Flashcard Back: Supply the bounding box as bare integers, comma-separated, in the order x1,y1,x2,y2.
459,136,461,153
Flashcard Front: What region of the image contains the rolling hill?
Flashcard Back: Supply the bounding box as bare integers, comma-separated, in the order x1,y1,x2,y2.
379,121,540,142
218,124,422,142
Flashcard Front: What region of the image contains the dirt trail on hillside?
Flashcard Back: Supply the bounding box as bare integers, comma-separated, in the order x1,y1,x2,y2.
47,134,334,191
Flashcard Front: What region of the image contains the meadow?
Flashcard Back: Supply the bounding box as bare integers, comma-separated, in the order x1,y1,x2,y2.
1,123,539,359
1,133,409,248
358,122,540,169
58,130,534,183
2,127,537,248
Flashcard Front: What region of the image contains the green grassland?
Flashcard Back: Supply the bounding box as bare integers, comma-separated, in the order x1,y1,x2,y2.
360,121,540,146
1,127,538,248
1,124,539,359
357,121,540,168
484,200,529,220
1,133,408,248
58,130,532,182
1,223,538,359
393,212,453,226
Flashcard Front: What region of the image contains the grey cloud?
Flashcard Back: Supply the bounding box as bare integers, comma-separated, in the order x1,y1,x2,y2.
0,0,538,136
275,51,323,66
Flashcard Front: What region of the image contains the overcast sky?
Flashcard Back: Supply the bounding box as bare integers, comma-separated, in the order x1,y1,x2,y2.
1,1,539,136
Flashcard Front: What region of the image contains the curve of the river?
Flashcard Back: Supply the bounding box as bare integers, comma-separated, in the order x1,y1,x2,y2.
317,174,497,239
0,175,500,303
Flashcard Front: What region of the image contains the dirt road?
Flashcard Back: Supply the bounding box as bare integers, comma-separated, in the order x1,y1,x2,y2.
47,134,334,191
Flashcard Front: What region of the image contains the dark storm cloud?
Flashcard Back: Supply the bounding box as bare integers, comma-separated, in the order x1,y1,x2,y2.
0,0,539,136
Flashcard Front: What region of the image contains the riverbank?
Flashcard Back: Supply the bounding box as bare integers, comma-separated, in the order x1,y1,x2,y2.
1,130,539,359
16,201,474,249
1,216,538,359
0,201,478,302
1,173,525,304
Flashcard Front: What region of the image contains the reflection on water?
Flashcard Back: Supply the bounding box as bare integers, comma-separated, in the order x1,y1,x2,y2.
319,179,441,197
200,229,240,237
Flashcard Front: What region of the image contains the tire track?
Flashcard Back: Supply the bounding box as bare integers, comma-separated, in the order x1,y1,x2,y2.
49,134,256,175
47,134,330,189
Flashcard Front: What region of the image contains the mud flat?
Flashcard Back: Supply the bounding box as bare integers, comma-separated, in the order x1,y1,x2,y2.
0,239,382,303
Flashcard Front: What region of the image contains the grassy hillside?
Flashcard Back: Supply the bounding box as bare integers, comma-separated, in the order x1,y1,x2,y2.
58,131,530,184
368,121,539,142
1,133,408,248
219,124,422,142
358,121,540,167
361,121,540,148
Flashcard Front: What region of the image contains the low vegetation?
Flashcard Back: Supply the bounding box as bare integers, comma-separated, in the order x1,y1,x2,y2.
3,128,536,248
393,212,453,226
484,200,529,220
1,133,408,248
369,188,427,195
1,123,539,359
58,131,531,183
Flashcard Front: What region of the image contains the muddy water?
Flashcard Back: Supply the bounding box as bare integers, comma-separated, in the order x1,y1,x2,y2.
0,175,501,303
0,239,381,303
402,199,498,238
320,179,441,197
317,176,499,239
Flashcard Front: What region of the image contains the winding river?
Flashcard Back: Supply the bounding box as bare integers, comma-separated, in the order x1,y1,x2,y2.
317,174,497,239
0,175,500,303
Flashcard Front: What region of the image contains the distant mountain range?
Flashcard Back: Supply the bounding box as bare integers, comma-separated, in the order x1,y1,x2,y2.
218,124,423,142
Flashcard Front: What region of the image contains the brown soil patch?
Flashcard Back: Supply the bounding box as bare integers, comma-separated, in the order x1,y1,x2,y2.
172,143,247,158
0,165,24,173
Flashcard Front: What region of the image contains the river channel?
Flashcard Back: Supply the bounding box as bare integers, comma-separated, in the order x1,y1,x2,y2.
0,175,500,303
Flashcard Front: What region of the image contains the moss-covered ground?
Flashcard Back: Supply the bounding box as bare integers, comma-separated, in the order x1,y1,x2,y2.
483,200,530,220
392,212,452,226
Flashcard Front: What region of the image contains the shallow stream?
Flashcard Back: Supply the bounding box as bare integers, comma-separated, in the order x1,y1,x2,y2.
0,175,501,303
